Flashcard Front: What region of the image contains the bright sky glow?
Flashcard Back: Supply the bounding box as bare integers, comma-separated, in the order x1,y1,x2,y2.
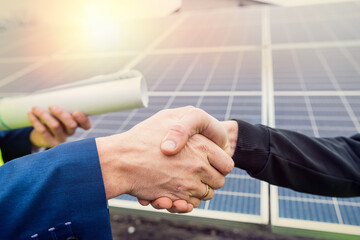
80,3,124,46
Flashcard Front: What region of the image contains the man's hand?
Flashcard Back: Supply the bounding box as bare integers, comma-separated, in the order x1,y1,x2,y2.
145,119,239,213
95,106,234,206
28,105,92,148
160,108,233,157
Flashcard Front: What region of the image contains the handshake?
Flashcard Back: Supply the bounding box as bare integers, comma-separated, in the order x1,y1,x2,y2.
95,106,238,213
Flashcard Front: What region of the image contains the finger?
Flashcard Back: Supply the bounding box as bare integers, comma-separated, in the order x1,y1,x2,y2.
191,134,234,178
49,105,77,135
161,107,229,155
199,184,212,201
167,198,198,213
28,111,59,147
221,120,239,157
138,199,150,206
32,106,67,142
172,200,194,212
150,198,195,213
150,202,164,210
185,203,194,212
72,111,92,130
149,198,187,211
150,197,173,209
193,182,215,201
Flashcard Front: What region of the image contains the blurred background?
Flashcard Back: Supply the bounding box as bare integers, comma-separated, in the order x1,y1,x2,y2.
1,0,359,239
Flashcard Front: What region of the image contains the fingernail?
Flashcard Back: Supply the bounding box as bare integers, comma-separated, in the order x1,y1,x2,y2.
161,140,176,151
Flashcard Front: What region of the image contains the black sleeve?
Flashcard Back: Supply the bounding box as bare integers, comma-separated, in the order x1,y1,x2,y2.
0,127,33,163
232,120,360,197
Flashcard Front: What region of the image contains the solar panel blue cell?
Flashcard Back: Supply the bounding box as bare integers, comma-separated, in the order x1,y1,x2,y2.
116,194,138,202
208,194,261,215
278,200,339,224
157,10,261,48
339,205,360,226
80,131,110,138
197,201,206,210
275,119,312,126
102,114,131,121
338,197,360,204
270,2,360,44
221,178,260,194
95,122,123,130
273,48,360,91
347,96,360,119
230,167,249,176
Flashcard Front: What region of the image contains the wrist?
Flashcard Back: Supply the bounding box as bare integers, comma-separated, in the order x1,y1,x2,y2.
95,132,133,199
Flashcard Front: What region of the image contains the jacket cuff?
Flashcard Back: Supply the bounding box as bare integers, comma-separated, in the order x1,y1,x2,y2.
232,120,270,176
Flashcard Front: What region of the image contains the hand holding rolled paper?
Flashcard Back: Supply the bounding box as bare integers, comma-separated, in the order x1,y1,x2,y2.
0,70,148,130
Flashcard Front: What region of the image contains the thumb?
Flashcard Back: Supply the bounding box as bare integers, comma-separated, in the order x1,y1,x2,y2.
160,107,229,156
161,124,188,155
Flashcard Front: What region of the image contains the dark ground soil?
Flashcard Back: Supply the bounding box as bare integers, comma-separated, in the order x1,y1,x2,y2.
110,212,323,240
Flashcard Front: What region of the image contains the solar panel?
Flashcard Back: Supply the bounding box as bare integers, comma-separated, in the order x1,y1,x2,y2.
0,1,359,238
268,2,360,238
271,96,360,237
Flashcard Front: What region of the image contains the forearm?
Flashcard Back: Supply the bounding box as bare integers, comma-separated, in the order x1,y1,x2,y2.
232,120,360,197
95,132,133,199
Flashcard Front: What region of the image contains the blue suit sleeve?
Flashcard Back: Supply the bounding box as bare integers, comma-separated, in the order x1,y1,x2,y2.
0,138,113,239
0,127,33,163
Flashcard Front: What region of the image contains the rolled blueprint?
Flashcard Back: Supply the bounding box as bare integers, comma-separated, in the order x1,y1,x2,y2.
0,70,148,130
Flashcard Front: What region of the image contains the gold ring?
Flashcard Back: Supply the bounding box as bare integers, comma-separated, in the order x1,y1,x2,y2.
201,184,211,199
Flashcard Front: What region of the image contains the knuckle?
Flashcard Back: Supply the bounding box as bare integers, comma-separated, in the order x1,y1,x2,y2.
226,158,235,174
193,139,209,153
184,105,195,111
37,125,48,135
175,180,194,195
68,121,77,129
67,129,76,136
192,199,201,208
217,176,226,189
187,106,206,117
212,176,225,190
50,122,61,130
38,129,48,136
169,123,187,137
193,160,207,174
174,183,185,194
185,106,200,116
222,156,235,175
51,108,61,115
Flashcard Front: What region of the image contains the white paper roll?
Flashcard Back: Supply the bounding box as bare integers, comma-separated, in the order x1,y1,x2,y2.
0,70,148,130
